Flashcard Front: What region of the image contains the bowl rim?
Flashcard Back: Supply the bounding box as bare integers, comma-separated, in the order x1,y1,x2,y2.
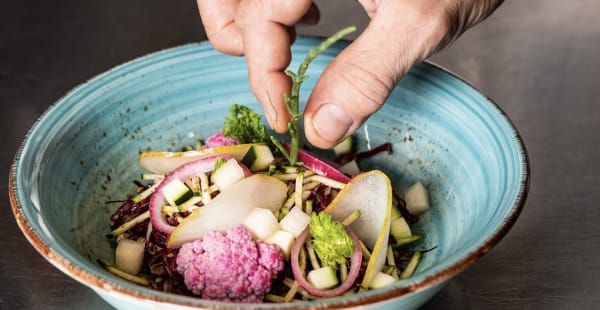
9,39,530,309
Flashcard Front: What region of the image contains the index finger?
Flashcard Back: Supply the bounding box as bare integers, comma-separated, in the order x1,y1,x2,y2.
236,0,313,133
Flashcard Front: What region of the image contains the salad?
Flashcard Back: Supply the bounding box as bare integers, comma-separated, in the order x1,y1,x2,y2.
104,27,432,303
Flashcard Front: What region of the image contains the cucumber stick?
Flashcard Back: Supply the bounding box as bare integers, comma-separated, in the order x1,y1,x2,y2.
212,159,246,191
161,179,193,206
242,144,274,171
390,204,402,221
390,216,412,240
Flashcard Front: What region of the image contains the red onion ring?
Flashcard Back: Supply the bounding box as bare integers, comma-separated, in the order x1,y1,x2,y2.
149,154,251,234
283,143,350,183
290,226,363,297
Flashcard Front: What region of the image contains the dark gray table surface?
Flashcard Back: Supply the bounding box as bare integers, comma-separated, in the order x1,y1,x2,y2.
2,1,599,309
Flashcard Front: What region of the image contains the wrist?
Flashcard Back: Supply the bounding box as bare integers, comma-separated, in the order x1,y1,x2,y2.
439,0,504,51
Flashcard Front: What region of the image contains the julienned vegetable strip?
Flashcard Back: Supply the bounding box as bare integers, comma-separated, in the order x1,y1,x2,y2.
400,251,422,279
110,210,150,237
98,260,150,286
272,26,357,166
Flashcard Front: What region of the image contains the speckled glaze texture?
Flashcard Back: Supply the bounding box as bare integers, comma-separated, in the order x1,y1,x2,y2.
10,37,529,310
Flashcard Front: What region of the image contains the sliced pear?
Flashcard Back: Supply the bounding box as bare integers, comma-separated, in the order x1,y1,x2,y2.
167,174,287,248
139,143,258,174
322,170,392,289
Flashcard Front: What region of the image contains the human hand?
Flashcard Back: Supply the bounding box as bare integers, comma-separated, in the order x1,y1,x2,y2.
196,0,503,148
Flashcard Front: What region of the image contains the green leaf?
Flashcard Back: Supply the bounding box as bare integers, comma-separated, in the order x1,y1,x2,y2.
223,104,268,144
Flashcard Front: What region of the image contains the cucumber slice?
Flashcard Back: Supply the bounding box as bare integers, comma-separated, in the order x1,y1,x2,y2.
369,271,396,289
307,265,339,289
161,179,193,206
241,144,274,171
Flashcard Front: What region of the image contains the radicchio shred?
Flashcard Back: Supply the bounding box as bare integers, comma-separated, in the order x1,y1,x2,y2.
108,182,187,294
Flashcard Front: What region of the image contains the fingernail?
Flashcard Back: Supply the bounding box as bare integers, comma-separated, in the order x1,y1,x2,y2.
311,103,352,143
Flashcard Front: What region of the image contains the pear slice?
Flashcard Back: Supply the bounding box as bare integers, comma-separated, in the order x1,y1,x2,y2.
167,174,287,248
322,170,392,289
139,143,259,174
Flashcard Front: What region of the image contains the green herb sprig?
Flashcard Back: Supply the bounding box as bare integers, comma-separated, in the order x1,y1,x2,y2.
271,26,357,166
224,104,269,144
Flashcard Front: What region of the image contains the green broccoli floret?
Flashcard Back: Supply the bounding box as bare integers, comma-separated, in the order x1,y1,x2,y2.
310,212,355,268
223,104,268,144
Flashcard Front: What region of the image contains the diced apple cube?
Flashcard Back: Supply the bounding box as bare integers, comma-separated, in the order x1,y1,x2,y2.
307,266,339,289
115,239,145,275
265,230,295,260
405,182,430,215
279,206,310,237
242,207,280,241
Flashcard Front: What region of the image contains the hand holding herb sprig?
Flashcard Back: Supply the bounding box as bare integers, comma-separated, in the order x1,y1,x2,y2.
270,26,357,166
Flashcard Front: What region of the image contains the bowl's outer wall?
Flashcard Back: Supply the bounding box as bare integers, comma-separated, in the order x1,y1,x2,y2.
11,38,528,309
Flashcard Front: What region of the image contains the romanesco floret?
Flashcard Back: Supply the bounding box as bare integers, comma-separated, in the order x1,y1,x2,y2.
310,212,355,268
175,225,284,302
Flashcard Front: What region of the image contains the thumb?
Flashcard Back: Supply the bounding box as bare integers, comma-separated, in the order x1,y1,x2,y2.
303,1,449,148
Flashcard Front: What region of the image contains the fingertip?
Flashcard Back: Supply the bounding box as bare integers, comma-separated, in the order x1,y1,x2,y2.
304,102,353,149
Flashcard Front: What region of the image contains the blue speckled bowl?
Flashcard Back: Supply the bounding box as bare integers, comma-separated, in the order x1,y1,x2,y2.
10,37,529,309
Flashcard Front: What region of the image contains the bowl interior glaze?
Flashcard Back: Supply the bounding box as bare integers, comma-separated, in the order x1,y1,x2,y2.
11,38,528,309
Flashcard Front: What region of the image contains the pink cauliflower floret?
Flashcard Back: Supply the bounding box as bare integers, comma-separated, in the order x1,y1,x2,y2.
204,131,239,148
176,225,284,303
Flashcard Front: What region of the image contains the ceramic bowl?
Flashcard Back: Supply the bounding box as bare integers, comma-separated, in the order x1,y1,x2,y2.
10,37,529,309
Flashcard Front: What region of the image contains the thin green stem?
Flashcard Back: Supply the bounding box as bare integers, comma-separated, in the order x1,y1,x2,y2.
281,26,356,166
